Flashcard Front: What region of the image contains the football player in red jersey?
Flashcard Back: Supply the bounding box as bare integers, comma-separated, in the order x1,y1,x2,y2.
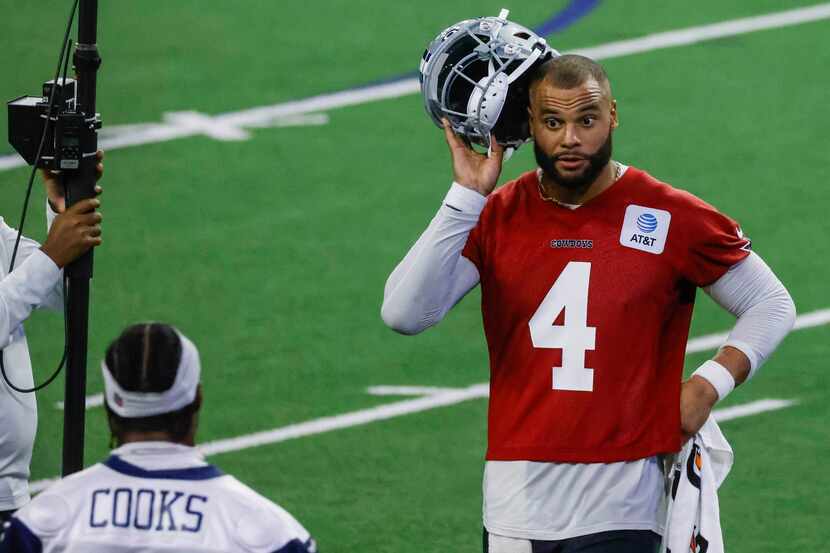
382,55,796,553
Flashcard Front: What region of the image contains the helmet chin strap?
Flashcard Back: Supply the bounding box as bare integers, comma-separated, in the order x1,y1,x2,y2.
484,8,510,39
506,44,548,84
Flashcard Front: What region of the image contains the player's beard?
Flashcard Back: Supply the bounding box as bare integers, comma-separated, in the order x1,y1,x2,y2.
534,129,614,191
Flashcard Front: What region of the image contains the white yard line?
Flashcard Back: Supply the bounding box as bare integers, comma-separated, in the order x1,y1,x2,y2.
792,307,830,331
3,3,830,172
54,307,830,412
571,3,830,60
198,384,490,457
54,393,104,411
29,394,796,494
685,307,830,354
33,306,826,491
712,398,796,423
366,385,466,396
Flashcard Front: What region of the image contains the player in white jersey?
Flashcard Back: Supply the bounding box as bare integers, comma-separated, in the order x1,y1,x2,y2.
0,156,103,521
0,323,317,553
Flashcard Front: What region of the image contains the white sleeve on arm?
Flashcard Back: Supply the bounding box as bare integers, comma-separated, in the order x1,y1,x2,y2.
1,201,67,314
381,183,484,335
704,251,796,379
0,222,62,348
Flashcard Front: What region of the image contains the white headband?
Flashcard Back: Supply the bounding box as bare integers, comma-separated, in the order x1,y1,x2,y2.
102,329,201,418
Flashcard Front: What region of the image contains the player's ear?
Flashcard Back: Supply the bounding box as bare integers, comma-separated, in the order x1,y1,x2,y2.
610,99,619,130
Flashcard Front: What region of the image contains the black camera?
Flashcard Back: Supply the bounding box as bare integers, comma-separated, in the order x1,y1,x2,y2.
8,77,101,171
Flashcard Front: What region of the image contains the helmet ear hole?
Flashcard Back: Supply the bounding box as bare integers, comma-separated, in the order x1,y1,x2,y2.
491,73,532,146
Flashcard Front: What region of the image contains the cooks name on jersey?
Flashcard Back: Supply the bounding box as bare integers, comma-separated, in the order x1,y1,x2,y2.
89,487,207,532
619,205,672,254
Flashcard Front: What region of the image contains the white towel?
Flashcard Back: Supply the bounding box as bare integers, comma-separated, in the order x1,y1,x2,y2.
662,417,733,553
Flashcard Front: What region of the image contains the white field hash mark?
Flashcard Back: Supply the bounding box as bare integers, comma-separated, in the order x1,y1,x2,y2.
30,394,796,494
33,308,826,493
3,3,830,172
53,307,830,411
54,393,104,410
53,385,466,410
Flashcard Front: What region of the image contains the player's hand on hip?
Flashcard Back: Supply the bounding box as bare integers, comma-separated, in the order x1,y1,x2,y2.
41,149,105,213
679,376,719,442
442,118,504,196
40,198,103,268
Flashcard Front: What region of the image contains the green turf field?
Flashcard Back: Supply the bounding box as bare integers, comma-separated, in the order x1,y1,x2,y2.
1,1,829,550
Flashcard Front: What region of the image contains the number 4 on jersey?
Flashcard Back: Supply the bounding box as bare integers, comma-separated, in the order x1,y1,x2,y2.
528,262,597,392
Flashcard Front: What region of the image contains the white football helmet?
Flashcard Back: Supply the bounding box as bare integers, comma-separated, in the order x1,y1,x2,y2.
419,9,558,151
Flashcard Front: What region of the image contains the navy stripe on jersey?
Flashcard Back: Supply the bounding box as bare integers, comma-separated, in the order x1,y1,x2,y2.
0,519,42,553
273,537,317,553
103,455,223,480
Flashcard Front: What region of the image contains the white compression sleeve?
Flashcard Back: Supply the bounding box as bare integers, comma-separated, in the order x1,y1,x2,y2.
704,251,796,378
381,183,484,335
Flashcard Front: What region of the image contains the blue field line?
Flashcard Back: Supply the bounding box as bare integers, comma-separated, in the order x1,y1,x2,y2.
15,2,830,170
355,0,601,91
534,0,602,36
0,2,604,169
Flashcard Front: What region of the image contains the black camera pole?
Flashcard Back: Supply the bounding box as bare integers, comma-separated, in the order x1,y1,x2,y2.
61,0,101,477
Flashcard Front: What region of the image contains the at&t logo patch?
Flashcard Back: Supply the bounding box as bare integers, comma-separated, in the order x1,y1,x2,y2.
636,213,658,233
619,205,671,254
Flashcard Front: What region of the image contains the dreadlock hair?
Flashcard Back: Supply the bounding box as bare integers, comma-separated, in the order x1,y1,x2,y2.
104,323,200,447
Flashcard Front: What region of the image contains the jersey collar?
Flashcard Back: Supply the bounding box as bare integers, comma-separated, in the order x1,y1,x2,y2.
103,454,223,480
535,162,632,210
105,441,223,480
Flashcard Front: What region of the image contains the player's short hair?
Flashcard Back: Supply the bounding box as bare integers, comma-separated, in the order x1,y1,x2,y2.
104,323,199,444
528,54,612,100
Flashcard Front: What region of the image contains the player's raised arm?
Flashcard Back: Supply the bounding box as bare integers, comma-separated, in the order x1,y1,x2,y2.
442,120,505,197
380,126,499,334
382,125,509,335
383,11,550,336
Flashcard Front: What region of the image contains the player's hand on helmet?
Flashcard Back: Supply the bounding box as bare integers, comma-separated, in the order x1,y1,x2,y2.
41,149,104,213
679,376,719,442
40,198,103,268
442,118,504,196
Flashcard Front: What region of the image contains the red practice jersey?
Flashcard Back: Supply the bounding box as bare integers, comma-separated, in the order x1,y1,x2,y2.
463,167,750,463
